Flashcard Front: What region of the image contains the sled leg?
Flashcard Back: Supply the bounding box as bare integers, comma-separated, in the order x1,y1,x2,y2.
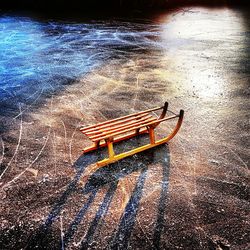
107,137,115,159
149,127,155,144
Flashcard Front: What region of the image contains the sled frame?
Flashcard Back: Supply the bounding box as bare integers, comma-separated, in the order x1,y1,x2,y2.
80,102,184,167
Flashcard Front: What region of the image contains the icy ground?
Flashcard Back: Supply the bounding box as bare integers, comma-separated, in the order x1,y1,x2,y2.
0,7,249,249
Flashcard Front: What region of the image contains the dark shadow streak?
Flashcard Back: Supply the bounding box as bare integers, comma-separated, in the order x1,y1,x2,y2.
108,144,170,250
153,148,170,249
63,189,98,247
80,180,119,249
24,151,100,249
110,165,148,250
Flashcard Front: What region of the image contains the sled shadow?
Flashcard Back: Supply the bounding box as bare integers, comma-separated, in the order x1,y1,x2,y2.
25,135,171,249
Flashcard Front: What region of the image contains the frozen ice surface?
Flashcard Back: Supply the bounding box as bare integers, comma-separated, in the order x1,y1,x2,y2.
0,16,163,107
0,7,249,250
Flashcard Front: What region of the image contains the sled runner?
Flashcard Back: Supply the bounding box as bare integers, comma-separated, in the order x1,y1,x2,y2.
80,102,184,167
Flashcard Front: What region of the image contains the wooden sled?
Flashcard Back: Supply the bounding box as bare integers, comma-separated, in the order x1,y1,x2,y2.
80,102,184,167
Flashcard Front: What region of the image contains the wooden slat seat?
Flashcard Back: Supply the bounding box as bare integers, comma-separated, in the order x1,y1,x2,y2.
79,102,184,168
90,114,178,142
83,113,153,136
80,105,164,132
82,114,158,141
90,117,157,141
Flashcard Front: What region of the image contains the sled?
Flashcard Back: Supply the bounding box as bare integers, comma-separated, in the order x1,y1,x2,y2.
80,102,184,167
